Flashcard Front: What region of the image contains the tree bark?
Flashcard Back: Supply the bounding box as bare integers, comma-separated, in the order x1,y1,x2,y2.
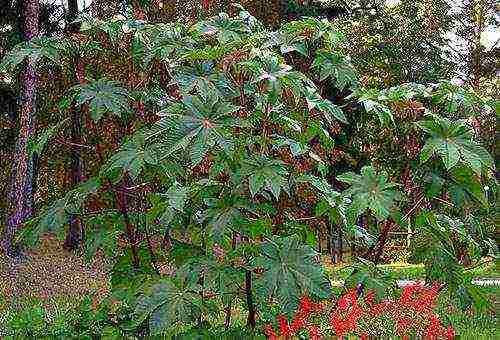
245,270,256,329
64,50,85,250
63,104,84,250
1,0,40,257
67,0,78,20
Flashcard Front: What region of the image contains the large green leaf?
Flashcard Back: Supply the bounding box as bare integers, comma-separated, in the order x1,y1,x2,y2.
103,134,158,180
241,156,289,200
173,62,239,98
417,114,494,174
71,78,131,121
253,235,332,315
305,87,347,124
134,271,202,335
196,12,251,44
337,166,401,222
147,90,240,167
0,36,70,72
312,50,357,90
204,195,252,239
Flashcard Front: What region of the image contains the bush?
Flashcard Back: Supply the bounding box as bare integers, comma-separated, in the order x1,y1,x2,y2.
263,283,455,339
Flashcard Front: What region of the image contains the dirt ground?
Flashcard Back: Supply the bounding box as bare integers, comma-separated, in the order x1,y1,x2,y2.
0,234,109,307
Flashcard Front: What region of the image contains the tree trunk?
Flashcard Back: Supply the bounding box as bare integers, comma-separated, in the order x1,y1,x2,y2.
66,0,80,31
245,270,256,329
67,0,78,20
64,48,85,250
224,300,232,329
1,0,39,257
63,104,84,250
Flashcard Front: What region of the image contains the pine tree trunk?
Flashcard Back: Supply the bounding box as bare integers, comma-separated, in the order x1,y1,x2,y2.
1,0,39,257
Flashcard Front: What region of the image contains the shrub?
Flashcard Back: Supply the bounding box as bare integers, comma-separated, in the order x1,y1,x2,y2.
263,283,455,339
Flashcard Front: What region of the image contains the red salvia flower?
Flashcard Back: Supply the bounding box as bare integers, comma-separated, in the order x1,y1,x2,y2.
446,326,455,339
263,324,278,340
364,290,375,306
307,325,322,340
277,314,293,337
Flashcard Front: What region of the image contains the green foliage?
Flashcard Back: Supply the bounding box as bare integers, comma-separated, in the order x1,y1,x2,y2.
411,211,496,312
0,37,69,73
417,114,494,174
0,296,122,338
27,119,68,157
253,235,332,316
345,258,393,301
242,156,289,200
71,78,131,121
312,50,357,90
337,166,401,223
134,269,202,335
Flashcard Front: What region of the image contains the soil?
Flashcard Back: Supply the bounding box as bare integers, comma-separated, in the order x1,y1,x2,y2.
0,234,109,307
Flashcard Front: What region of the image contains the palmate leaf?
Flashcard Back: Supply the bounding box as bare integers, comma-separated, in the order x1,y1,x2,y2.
362,99,393,126
134,271,202,335
431,81,483,114
253,235,332,316
0,36,70,73
337,166,401,223
241,156,289,200
264,30,308,57
173,62,239,98
71,78,131,121
417,114,494,174
133,23,195,66
204,195,252,240
197,257,245,304
148,91,240,167
449,166,488,207
196,12,251,44
103,134,158,181
312,50,357,90
305,87,347,124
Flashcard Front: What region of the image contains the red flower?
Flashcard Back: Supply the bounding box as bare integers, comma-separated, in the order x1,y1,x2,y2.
337,289,356,311
263,324,278,340
298,295,323,317
370,300,390,317
277,314,293,337
307,325,322,340
395,316,412,336
424,314,443,338
201,0,211,11
290,315,305,333
364,290,375,306
446,326,455,339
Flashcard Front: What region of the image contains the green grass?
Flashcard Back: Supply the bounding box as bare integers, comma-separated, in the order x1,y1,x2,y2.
325,259,498,282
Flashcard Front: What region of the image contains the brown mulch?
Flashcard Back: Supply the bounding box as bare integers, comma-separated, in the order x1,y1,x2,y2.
0,234,109,307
